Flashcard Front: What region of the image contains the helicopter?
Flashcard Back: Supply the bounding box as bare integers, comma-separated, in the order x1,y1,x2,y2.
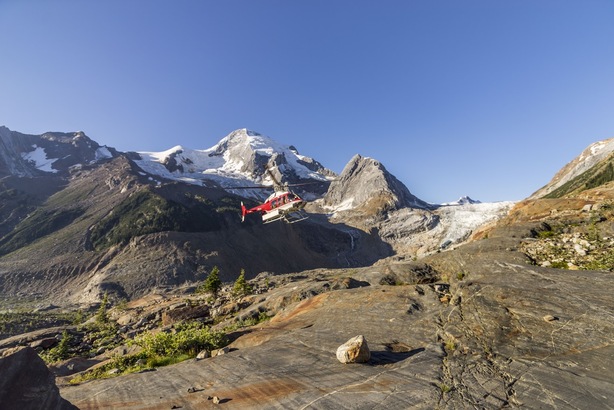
239,166,310,224
241,190,307,224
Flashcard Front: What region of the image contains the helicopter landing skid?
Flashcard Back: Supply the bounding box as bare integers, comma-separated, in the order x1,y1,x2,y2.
283,211,309,224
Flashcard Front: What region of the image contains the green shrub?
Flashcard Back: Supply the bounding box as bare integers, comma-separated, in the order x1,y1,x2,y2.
550,261,569,269
537,230,556,238
439,383,452,393
69,353,149,384
226,311,271,332
134,320,227,358
72,321,228,384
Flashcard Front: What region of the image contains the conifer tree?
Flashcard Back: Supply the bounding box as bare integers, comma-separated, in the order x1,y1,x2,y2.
202,266,222,296
233,268,252,297
96,291,109,324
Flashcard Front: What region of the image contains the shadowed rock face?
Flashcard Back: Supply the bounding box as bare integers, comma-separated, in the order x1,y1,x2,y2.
0,347,77,410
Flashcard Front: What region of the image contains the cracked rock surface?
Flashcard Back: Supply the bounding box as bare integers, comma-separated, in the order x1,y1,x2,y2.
60,220,614,409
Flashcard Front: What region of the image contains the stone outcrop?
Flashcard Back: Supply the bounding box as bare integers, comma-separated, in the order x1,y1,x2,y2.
0,346,77,410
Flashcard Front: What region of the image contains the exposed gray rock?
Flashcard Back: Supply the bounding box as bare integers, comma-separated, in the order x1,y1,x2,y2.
212,346,229,357
323,154,429,214
0,346,77,410
30,337,59,350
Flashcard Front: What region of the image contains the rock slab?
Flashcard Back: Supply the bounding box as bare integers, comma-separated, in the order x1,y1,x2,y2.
0,346,77,410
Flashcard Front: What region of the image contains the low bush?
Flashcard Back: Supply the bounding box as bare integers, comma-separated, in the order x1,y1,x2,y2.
134,321,227,359
70,320,227,384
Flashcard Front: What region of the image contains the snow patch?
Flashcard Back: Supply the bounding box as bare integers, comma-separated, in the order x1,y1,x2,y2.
324,197,356,214
21,145,58,173
95,146,113,160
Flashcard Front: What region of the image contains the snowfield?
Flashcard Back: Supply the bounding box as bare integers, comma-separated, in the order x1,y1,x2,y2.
437,201,516,246
378,199,516,256
21,145,58,173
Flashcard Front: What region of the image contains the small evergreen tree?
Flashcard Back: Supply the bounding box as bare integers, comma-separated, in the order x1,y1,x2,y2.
200,266,222,296
96,291,109,324
233,268,252,297
55,330,71,360
43,330,72,363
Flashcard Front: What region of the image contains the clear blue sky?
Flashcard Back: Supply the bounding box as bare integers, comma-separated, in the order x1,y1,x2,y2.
1,1,613,203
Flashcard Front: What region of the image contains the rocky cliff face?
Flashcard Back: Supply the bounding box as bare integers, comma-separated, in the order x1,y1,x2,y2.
318,154,513,257
323,154,430,215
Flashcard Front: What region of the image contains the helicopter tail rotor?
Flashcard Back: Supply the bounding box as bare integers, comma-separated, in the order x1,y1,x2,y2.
241,202,247,222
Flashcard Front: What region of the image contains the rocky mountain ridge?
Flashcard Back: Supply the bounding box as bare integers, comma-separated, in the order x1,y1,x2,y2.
530,136,614,199
0,126,512,306
0,126,117,177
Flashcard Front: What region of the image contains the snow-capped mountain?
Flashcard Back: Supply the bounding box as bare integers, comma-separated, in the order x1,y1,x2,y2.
0,126,116,177
133,129,335,199
441,196,482,206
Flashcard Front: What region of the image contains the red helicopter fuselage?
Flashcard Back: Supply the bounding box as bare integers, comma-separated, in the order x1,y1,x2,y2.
241,191,306,224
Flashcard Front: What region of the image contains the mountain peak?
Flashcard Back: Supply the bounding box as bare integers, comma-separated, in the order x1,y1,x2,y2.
323,154,429,215
530,136,614,199
441,196,482,206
